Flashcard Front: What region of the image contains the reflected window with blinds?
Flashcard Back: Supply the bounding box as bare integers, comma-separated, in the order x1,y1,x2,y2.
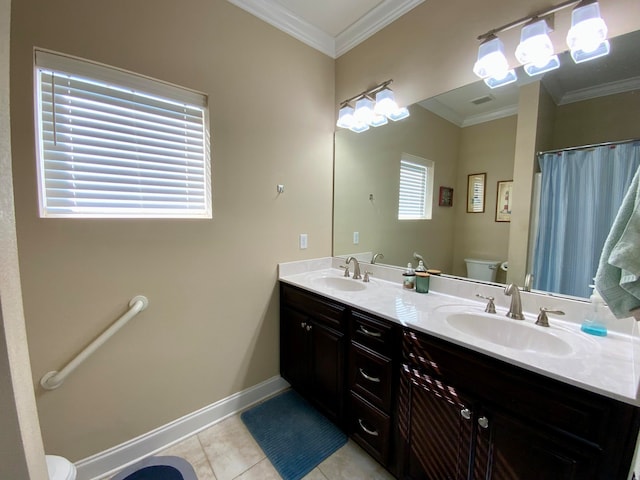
34,50,211,218
466,173,486,213
398,155,434,220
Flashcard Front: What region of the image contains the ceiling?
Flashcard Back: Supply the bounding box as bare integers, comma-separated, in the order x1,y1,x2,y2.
225,0,425,58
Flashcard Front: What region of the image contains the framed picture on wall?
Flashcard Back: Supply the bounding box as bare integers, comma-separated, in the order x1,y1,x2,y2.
439,186,453,207
466,173,486,213
496,180,513,222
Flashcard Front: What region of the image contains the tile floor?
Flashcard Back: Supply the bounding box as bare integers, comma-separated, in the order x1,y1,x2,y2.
118,412,395,480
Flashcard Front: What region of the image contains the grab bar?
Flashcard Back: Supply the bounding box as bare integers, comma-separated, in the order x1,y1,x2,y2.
40,295,149,390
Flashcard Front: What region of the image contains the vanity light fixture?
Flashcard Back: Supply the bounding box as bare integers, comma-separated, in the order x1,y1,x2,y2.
473,0,609,86
336,80,409,133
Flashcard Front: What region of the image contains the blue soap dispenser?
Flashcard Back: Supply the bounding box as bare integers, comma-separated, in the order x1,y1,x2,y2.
581,285,608,337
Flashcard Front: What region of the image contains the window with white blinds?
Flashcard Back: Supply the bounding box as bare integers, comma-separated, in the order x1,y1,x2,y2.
34,50,211,218
398,155,434,220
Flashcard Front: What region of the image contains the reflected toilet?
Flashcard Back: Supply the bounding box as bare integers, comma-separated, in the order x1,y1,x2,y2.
464,258,501,282
46,455,76,480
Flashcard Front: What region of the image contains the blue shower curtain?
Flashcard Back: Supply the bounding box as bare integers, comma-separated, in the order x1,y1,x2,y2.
533,142,640,298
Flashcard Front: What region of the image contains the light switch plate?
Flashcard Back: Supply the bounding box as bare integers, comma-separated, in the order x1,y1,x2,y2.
299,233,308,249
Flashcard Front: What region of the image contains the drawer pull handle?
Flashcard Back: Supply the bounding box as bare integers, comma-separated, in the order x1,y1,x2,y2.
359,326,382,338
478,416,489,429
358,419,379,437
359,368,381,383
460,408,471,420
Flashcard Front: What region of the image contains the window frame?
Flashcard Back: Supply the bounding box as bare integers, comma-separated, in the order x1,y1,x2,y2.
398,154,434,221
33,49,212,219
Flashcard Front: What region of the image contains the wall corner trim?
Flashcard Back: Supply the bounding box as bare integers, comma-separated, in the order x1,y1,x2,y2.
75,376,290,480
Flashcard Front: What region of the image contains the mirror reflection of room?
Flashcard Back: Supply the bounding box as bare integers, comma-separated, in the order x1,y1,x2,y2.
333,29,640,299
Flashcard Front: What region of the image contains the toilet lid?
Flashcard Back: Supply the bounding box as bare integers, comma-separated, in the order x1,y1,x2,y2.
46,455,77,480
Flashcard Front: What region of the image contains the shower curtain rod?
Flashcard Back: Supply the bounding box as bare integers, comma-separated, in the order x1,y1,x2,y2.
537,138,640,156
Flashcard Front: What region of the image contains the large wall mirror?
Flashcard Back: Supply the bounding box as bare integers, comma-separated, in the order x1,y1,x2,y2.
333,29,640,300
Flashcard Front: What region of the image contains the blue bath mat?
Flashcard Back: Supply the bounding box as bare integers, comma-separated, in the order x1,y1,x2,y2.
241,390,347,480
110,456,196,480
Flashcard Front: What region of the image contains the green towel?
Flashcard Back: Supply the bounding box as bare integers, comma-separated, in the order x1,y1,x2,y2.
595,165,640,320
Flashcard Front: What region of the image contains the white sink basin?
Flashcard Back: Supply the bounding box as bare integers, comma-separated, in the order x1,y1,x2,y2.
446,313,573,356
312,276,368,292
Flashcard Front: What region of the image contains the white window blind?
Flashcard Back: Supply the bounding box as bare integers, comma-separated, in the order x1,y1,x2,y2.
398,156,433,220
34,50,211,218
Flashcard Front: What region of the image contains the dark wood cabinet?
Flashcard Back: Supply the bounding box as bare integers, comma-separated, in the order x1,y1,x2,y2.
280,284,347,425
399,329,640,480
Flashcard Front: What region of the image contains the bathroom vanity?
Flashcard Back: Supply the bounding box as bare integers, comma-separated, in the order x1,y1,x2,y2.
279,259,640,479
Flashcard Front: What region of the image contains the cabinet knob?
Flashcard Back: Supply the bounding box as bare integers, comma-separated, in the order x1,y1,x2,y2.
306,324,312,331
460,408,471,420
358,418,379,437
478,416,489,429
300,322,307,329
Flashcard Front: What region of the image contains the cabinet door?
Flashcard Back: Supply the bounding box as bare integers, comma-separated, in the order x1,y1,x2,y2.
474,406,600,480
400,365,474,480
281,307,310,391
309,319,345,425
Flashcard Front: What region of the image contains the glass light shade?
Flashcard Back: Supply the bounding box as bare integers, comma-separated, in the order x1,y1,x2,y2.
484,69,518,89
370,115,389,127
349,121,370,133
374,88,399,116
354,97,375,125
473,37,510,80
523,54,560,76
567,2,609,62
336,105,355,129
388,107,410,122
515,20,555,68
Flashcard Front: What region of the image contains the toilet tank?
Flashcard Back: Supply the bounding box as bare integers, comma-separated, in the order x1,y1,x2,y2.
464,258,501,281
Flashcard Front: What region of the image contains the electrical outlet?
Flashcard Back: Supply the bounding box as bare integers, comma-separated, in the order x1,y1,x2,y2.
353,231,359,244
299,233,308,249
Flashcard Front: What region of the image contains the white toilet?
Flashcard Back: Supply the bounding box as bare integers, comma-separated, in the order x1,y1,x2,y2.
46,455,77,480
464,258,501,282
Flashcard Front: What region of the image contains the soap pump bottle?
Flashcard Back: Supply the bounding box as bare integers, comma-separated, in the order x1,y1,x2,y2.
415,260,427,273
581,285,608,337
403,263,415,290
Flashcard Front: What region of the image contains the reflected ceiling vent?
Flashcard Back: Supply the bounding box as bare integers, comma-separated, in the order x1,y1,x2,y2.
470,94,495,106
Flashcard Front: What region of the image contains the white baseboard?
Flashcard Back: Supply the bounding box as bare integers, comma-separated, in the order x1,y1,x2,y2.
75,376,290,480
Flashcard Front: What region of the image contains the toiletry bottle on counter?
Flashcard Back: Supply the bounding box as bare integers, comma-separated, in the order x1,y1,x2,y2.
416,272,430,293
581,286,608,337
415,260,427,273
403,263,415,290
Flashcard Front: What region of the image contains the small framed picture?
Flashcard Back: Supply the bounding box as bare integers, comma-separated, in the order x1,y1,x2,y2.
467,173,486,213
496,180,513,222
439,186,453,207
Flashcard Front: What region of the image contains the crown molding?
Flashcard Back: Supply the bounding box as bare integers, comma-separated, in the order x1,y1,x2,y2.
226,0,336,56
461,105,518,127
335,0,425,57
557,75,640,105
226,0,425,58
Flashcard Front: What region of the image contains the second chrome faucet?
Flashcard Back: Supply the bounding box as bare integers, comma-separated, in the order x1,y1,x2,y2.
504,283,525,320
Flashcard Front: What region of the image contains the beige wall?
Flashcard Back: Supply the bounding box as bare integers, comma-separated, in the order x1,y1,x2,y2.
11,0,334,460
552,90,640,149
452,116,517,281
334,104,459,270
0,0,48,477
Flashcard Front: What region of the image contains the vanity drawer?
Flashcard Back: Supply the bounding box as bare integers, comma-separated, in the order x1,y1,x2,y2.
349,391,391,466
281,284,346,330
349,343,393,412
350,310,396,357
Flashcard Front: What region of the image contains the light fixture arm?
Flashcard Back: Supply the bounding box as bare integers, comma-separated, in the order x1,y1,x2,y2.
339,79,393,107
477,0,582,41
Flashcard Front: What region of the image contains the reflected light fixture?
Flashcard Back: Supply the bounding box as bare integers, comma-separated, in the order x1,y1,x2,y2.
515,18,560,76
473,0,609,87
336,80,410,133
473,35,518,88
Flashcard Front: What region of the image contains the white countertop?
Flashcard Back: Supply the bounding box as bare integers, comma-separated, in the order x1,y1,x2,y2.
279,258,640,406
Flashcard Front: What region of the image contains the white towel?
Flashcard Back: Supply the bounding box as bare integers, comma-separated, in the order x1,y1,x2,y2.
595,165,640,320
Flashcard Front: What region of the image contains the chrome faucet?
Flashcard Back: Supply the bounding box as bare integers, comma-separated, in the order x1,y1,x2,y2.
371,253,384,264
504,283,525,320
345,256,362,280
